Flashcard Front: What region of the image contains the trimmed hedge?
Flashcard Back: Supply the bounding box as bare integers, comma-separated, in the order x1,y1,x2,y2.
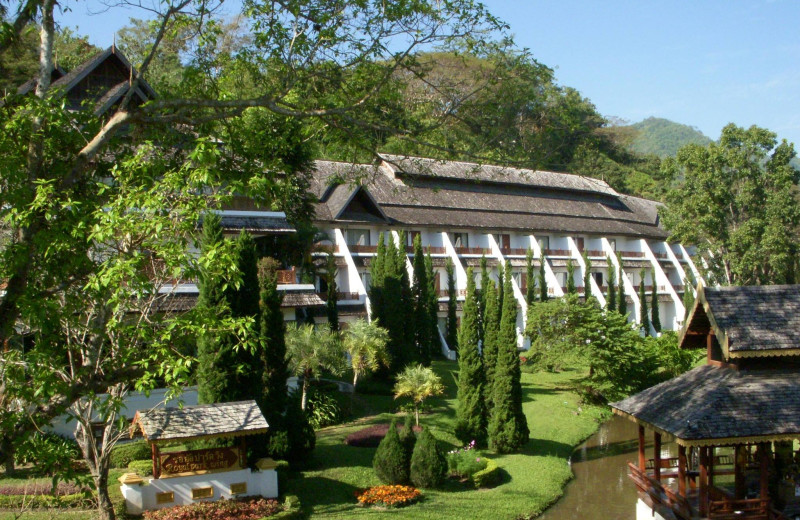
0,493,91,509
110,440,151,468
127,459,153,476
471,458,502,488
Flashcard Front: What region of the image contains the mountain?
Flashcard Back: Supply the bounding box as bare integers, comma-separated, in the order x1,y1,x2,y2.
627,117,712,157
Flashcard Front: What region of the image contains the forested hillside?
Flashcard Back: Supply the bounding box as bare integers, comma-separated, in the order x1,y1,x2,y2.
628,117,712,157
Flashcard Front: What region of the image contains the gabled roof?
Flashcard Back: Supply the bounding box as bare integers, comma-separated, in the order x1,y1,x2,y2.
611,364,800,446
132,400,269,444
679,285,800,359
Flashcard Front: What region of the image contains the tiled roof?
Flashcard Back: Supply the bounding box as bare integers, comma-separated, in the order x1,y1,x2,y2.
217,213,295,234
611,365,800,445
133,400,268,443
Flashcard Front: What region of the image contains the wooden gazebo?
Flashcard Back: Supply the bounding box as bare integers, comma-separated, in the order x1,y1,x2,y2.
611,285,800,520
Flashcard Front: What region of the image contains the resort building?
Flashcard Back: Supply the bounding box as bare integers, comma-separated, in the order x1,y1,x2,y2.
612,285,800,519
306,156,702,349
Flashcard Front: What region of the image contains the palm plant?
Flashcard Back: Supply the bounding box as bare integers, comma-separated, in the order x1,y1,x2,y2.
394,364,445,426
343,319,390,387
286,323,345,410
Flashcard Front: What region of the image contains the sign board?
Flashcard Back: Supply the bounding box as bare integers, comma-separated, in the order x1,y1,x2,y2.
159,447,241,477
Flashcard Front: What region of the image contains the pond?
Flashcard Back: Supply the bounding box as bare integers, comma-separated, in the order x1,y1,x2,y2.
539,414,678,520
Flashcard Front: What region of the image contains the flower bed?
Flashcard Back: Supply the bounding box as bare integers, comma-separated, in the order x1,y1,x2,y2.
142,497,283,520
355,485,421,508
446,441,487,479
344,423,421,448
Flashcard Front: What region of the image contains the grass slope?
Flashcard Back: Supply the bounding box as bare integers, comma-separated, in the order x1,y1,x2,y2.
287,361,608,519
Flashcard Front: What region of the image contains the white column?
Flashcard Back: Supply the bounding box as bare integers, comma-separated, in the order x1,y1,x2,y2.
528,235,564,298
391,230,415,283
679,244,705,286
641,239,684,329
567,237,606,307
489,234,527,347
601,238,640,323
664,241,691,323
441,232,467,291
335,228,371,319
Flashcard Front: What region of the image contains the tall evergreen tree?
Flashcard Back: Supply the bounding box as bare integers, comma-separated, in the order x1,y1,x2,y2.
479,255,489,320
566,259,576,295
196,213,236,405
488,263,529,453
326,252,339,332
481,278,500,411
229,231,260,399
257,257,289,428
370,233,387,322
650,269,661,333
606,256,617,313
617,254,628,317
582,252,592,301
455,268,488,446
539,252,548,302
412,234,432,365
395,231,418,365
525,249,536,305
425,252,440,358
638,270,650,336
497,262,505,316
446,258,458,352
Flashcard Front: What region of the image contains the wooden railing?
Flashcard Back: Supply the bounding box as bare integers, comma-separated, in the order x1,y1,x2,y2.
438,289,467,298
709,498,769,520
349,245,378,253
455,247,491,255
276,268,296,284
544,249,571,256
500,248,529,256
620,251,646,258
426,246,447,255
628,463,694,520
318,292,360,301
585,249,605,258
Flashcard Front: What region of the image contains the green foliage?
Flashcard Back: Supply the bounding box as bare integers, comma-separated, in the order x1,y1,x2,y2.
565,259,576,295
629,117,712,158
525,249,536,305
373,419,409,485
409,427,447,489
481,279,500,407
271,396,316,466
14,431,80,475
582,252,592,301
662,123,800,285
446,442,485,478
344,318,390,388
326,253,339,332
394,364,445,426
488,264,529,453
305,384,344,429
539,252,548,302
257,257,289,426
127,459,153,476
471,457,502,488
650,270,661,333
446,258,458,352
0,492,92,509
110,441,151,469
455,268,487,447
606,257,617,313
617,254,628,317
412,234,433,365
286,323,345,411
525,296,584,371
425,252,440,359
638,271,650,336
399,415,417,461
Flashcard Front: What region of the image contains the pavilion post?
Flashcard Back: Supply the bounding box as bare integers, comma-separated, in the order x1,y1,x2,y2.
708,446,715,488
699,446,709,517
151,443,160,480
735,445,747,499
239,436,247,469
759,443,770,501
653,432,662,481
678,444,687,497
638,425,646,471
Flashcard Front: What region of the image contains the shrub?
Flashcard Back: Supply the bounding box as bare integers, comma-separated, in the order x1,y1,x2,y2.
409,427,446,489
398,415,416,460
355,485,421,508
471,458,502,488
446,441,487,479
110,440,151,468
306,385,343,429
0,493,91,509
0,481,84,497
142,497,283,520
273,460,290,491
372,419,409,484
127,459,153,476
14,432,81,475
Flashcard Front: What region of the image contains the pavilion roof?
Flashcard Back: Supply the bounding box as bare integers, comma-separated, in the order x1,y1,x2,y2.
132,400,269,444
610,365,800,446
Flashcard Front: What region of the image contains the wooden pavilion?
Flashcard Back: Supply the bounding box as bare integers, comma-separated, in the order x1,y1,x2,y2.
611,285,800,520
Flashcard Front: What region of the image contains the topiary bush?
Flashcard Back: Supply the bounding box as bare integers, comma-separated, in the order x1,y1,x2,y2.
398,415,416,461
409,427,446,489
373,419,409,484
110,440,151,468
127,459,153,476
471,458,502,488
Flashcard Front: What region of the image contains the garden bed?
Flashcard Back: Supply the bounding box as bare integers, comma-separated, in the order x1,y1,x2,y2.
344,423,421,448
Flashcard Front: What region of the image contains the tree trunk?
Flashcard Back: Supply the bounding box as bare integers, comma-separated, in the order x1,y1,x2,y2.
301,373,309,411
415,405,419,426
353,372,358,388
94,470,116,520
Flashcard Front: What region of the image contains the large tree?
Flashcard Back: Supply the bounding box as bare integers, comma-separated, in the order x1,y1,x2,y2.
412,234,433,365
481,276,501,409
445,257,458,352
662,123,800,286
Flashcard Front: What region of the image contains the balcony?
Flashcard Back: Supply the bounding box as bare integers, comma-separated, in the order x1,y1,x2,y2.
348,245,378,254
500,247,529,256
318,291,360,301
438,289,467,298
455,247,491,256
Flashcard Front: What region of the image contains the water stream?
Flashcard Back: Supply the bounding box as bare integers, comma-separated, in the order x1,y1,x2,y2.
538,415,677,520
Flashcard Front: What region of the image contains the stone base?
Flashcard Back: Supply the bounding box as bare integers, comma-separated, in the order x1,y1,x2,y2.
636,497,672,520
119,463,278,515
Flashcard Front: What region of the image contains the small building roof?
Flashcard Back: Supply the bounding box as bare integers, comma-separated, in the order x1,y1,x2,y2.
680,285,800,359
610,364,800,446
277,284,326,307
214,211,296,235
132,400,269,444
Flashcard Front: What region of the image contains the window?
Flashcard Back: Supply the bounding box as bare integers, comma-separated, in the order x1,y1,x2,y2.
360,272,371,292
407,230,421,246
494,233,510,249
575,237,585,251
452,232,469,248
608,239,617,251
558,272,568,287
347,229,370,246
591,272,603,287
537,236,550,251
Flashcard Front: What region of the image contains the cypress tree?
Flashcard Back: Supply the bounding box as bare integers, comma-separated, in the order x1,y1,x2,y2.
410,427,447,489
525,249,536,305
412,234,431,365
479,255,489,324
617,254,628,317
373,419,409,484
488,263,529,453
582,252,592,301
455,268,488,447
566,259,576,295
481,279,500,411
229,231,260,400
396,231,417,365
606,256,617,313
326,252,339,332
257,257,289,428
425,252,440,357
650,270,661,333
639,270,650,335
446,258,458,352
370,233,387,323
197,213,235,405
399,414,417,461
539,252,548,302
497,262,505,316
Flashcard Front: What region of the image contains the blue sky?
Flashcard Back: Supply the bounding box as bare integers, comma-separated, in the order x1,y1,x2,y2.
55,0,800,147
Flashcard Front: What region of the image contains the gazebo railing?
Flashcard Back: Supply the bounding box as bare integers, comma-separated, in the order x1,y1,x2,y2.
708,497,769,520
628,463,694,520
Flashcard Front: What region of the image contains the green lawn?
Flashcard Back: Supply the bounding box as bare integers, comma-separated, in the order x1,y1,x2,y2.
286,360,610,519
1,360,609,520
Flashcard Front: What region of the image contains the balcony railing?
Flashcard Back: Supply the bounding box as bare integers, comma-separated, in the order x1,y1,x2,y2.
455,247,491,255
500,247,529,256
544,249,571,256
319,291,360,301
438,289,467,298
620,251,646,258
349,245,378,253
